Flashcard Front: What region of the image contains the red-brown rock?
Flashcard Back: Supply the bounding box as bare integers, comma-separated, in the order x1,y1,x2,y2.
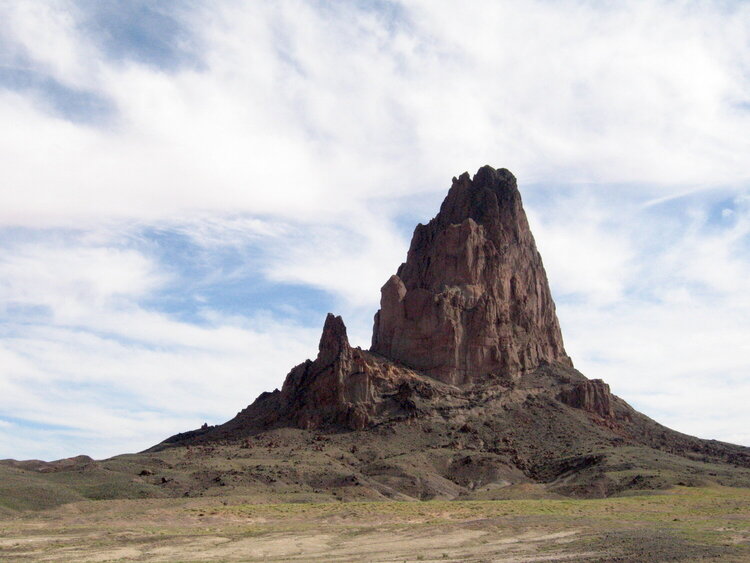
559,379,615,419
371,165,571,385
153,167,750,499
277,314,431,430
217,167,575,433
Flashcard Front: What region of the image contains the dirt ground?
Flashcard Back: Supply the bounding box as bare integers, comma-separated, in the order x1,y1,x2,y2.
0,486,748,562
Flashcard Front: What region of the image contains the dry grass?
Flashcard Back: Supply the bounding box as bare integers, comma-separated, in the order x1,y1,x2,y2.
0,486,748,562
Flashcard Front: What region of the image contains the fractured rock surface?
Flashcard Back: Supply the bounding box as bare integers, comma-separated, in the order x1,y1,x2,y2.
559,379,615,420
216,314,439,433
372,166,570,385
278,314,429,430
211,166,594,432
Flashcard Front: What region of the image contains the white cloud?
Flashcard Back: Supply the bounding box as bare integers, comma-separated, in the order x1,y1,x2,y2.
0,3,98,90
263,215,409,309
528,192,637,305
0,237,322,459
0,243,167,313
2,1,750,229
554,193,750,443
0,307,322,460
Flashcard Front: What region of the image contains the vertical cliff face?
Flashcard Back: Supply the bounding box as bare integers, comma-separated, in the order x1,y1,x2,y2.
371,165,571,385
559,379,615,420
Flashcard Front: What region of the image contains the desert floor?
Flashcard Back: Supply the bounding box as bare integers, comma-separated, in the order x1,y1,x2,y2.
1,486,748,562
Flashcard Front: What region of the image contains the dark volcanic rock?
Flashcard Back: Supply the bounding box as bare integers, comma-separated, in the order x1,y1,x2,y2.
371,166,571,385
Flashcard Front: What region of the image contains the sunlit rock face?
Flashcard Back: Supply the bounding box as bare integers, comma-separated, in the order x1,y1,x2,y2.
559,379,615,420
371,165,571,385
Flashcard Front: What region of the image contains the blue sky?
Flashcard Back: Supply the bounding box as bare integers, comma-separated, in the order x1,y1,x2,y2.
1,1,749,460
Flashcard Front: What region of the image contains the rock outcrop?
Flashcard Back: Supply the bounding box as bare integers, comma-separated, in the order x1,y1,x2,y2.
372,166,571,385
279,314,370,429
221,314,437,432
559,379,615,419
279,314,395,430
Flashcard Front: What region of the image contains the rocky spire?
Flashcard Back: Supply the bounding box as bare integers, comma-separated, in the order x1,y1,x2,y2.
371,165,571,385
274,313,422,430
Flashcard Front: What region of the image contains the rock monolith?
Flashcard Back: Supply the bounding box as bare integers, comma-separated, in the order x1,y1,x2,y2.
371,165,571,385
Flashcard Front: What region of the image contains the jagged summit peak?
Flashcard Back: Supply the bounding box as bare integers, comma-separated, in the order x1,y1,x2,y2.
372,165,570,385
446,165,519,214
436,165,527,248
317,313,349,365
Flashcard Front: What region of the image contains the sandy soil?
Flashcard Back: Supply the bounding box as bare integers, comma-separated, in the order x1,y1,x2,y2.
1,487,748,562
